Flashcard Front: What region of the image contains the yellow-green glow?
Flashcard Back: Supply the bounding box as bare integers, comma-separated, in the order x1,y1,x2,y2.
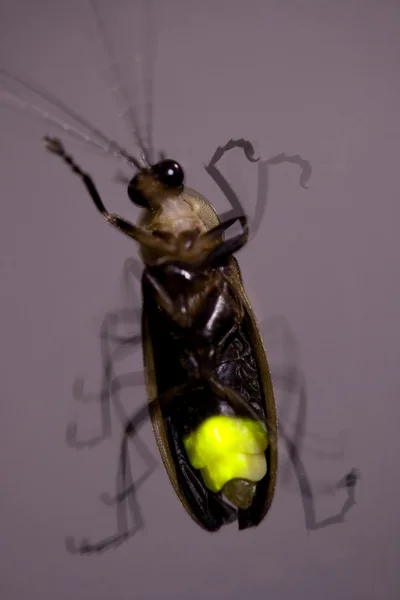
183,415,268,492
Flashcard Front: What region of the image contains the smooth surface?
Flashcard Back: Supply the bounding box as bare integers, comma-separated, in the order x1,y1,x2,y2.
1,1,399,599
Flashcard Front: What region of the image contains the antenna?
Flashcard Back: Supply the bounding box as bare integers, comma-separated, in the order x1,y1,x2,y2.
87,0,152,166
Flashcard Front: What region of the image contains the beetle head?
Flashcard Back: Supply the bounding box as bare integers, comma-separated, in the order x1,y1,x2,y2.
127,159,185,210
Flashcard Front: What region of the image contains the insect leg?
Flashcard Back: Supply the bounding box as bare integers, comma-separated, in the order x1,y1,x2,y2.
200,215,248,242
142,270,179,321
120,256,143,313
201,223,249,266
43,136,146,240
185,216,249,267
205,138,257,223
152,380,201,414
206,138,312,238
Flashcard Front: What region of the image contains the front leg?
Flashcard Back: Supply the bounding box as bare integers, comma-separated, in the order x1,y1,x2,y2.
200,217,249,267
43,136,143,241
206,138,312,240
205,139,259,223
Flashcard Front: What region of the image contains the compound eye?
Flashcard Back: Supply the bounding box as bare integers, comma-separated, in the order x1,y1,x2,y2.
151,159,184,188
127,174,150,208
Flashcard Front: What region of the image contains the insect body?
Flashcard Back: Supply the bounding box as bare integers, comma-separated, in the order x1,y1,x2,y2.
44,136,278,531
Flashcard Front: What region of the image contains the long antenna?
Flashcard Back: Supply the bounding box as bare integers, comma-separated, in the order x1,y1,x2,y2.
88,0,151,166
0,67,142,170
141,0,156,165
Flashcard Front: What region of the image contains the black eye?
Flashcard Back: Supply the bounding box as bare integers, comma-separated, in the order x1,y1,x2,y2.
151,159,184,188
127,174,150,208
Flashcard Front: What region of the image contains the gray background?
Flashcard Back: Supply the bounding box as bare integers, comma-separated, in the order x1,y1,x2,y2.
1,1,399,598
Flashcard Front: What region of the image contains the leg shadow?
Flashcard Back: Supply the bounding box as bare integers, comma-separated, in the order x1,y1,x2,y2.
66,257,159,554
66,257,144,449
66,402,157,554
261,315,360,532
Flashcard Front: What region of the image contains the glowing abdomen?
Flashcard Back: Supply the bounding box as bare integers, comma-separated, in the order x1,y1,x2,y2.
183,415,268,509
